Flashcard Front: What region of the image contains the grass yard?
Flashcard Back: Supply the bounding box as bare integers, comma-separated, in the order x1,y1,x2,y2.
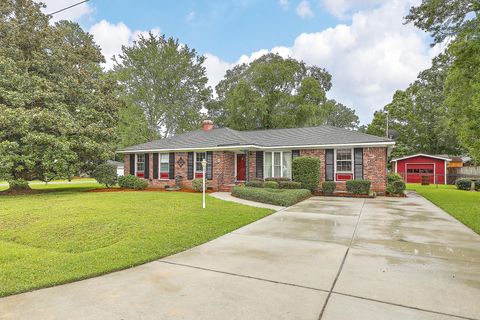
0,190,273,297
407,183,480,234
0,178,101,192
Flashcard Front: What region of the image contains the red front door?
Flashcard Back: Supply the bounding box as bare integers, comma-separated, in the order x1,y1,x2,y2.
236,154,246,181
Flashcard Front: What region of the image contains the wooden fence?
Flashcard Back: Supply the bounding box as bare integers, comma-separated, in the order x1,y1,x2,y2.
447,166,480,184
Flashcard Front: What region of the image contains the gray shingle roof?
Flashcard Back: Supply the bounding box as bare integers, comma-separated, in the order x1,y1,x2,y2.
118,125,394,152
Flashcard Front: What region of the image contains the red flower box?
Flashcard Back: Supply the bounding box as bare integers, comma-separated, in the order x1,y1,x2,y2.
336,173,353,181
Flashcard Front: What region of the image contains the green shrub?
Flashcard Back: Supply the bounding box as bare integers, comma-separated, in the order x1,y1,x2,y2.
322,181,336,195
389,180,406,195
265,177,291,182
456,178,472,191
475,180,480,191
232,186,311,206
278,181,302,189
91,163,118,188
245,180,264,188
346,180,371,194
387,172,403,184
191,178,204,192
264,181,279,189
118,175,148,190
292,156,320,192
8,179,29,190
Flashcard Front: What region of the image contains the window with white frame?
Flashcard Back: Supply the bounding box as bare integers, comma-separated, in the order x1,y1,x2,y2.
264,151,292,179
159,153,169,179
336,149,353,172
136,154,145,173
195,152,206,173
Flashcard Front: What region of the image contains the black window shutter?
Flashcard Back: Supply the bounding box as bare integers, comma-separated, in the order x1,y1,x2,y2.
129,154,135,175
187,152,194,180
144,153,150,179
206,151,213,180
292,150,300,158
256,151,263,179
169,152,175,179
325,149,334,181
354,148,363,180
152,153,159,179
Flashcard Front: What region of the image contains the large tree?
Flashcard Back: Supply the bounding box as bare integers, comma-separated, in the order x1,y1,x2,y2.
113,34,211,138
0,0,119,187
366,55,462,158
208,54,358,130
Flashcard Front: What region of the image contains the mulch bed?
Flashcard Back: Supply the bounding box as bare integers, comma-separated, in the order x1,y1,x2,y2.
87,188,214,194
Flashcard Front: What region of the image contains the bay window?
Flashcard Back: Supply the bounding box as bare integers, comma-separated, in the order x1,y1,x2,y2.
159,153,169,179
264,151,292,179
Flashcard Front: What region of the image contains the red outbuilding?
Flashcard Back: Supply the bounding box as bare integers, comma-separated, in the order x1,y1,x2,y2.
391,154,450,184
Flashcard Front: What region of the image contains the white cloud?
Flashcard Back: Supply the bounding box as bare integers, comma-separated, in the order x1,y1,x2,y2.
204,0,438,123
39,0,94,22
319,0,385,19
296,0,314,19
88,20,161,70
186,11,196,22
279,0,289,10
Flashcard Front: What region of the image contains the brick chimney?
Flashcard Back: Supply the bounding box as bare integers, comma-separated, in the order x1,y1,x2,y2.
202,119,214,131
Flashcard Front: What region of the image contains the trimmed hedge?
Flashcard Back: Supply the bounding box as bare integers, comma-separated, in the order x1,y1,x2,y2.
292,156,320,192
232,186,311,206
322,181,336,195
265,177,291,182
387,173,403,184
92,163,117,188
279,181,302,189
346,180,371,195
386,173,405,195
245,180,264,188
264,181,279,189
118,175,148,190
456,178,472,191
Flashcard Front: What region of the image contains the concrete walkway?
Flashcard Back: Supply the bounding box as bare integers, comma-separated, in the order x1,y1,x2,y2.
210,191,285,210
1,193,479,320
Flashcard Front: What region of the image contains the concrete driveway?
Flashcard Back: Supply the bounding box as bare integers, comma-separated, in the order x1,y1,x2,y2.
1,193,479,320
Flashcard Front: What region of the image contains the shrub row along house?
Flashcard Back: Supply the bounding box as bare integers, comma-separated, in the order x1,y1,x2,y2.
117,120,395,194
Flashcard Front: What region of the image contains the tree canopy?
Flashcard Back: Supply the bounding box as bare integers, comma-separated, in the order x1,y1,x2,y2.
113,33,211,140
0,0,119,185
207,54,359,130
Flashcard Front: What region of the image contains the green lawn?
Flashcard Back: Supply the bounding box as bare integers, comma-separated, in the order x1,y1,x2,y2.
0,178,101,192
407,183,480,234
0,190,273,297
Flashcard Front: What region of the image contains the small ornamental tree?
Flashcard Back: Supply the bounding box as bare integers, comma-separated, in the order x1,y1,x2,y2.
92,164,118,188
292,156,320,192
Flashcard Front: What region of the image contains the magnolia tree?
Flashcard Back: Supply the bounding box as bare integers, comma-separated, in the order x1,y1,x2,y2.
0,1,119,189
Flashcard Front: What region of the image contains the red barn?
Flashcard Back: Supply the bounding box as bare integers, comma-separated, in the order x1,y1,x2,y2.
391,154,450,184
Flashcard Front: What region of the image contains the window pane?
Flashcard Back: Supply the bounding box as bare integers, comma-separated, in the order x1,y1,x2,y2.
264,152,272,178
160,163,169,172
136,154,145,172
282,152,292,179
336,149,352,172
273,152,281,177
160,153,169,162
196,152,206,172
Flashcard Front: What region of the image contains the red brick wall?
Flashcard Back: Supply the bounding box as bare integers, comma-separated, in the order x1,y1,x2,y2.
124,154,131,175
248,151,257,180
363,147,387,194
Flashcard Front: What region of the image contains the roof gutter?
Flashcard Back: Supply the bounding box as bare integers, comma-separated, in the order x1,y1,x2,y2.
116,141,395,154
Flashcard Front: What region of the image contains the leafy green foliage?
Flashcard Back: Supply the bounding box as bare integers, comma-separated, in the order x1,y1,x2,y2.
322,181,336,195
232,186,311,206
456,178,473,190
0,2,119,184
264,181,279,189
7,179,29,190
191,178,204,192
405,0,479,44
245,180,264,188
0,190,272,296
91,164,118,188
346,180,371,195
208,53,358,130
278,181,302,189
113,33,211,138
292,157,320,192
118,175,148,190
386,173,406,195
475,180,480,191
265,177,291,182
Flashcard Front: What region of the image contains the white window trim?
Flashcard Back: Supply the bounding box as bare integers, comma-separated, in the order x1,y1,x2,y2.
135,154,145,175
334,148,354,181
263,151,291,179
194,152,207,173
158,153,170,180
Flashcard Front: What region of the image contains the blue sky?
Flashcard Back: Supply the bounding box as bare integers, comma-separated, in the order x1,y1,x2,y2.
43,0,439,124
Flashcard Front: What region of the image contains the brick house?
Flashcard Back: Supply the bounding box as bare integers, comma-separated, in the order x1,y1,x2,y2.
117,120,395,194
